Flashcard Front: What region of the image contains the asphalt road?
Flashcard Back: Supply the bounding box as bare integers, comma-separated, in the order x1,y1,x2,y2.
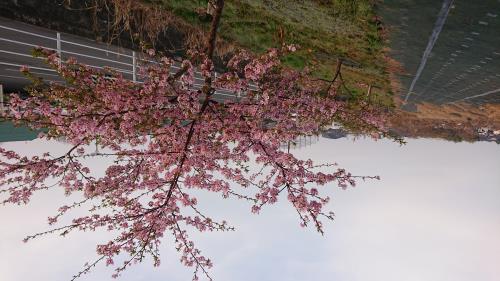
381,0,500,105
0,17,245,103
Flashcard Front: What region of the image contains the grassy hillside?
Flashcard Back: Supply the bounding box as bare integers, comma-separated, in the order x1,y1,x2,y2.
152,0,390,98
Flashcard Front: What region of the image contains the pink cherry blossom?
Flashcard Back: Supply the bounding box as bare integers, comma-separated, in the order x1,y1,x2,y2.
0,1,388,279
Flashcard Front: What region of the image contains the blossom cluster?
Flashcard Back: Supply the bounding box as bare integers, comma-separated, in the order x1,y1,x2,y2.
0,45,384,280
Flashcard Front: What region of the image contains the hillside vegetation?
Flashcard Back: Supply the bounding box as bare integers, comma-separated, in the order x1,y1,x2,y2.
1,0,392,106
153,0,391,97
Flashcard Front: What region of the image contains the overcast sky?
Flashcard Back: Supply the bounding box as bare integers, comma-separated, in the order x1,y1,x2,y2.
0,137,499,281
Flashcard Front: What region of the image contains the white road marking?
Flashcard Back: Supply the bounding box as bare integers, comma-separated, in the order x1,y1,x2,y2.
452,88,500,103
0,21,260,97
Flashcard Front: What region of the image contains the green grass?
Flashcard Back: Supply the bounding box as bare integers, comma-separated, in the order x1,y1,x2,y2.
152,0,391,103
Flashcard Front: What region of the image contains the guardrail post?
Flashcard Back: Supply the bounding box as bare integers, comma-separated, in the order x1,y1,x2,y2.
214,72,217,96
366,84,372,98
132,51,137,82
0,84,4,115
56,32,62,66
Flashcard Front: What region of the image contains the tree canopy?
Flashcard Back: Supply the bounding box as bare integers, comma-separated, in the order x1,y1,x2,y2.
0,1,387,279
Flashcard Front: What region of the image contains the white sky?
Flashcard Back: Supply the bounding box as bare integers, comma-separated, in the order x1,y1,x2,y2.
0,137,499,281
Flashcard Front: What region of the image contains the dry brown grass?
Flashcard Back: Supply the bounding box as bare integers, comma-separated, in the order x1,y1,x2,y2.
388,102,500,142
64,0,235,58
413,103,500,126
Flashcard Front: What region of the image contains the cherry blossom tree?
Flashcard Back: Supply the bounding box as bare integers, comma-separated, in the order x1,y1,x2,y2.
0,1,387,279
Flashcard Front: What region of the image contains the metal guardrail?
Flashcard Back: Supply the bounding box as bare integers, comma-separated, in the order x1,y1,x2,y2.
0,24,160,76
0,23,258,99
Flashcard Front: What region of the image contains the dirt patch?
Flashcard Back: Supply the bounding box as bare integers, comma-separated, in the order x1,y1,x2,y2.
389,102,500,142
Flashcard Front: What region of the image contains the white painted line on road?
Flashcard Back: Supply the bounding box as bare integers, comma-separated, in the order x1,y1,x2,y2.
5,68,60,77
1,39,259,93
84,63,133,74
213,92,238,98
0,37,55,50
0,61,56,72
1,22,261,97
1,62,241,99
0,59,131,76
0,24,56,41
60,39,133,58
62,49,133,67
0,74,27,80
0,74,57,84
0,73,60,84
138,57,181,69
450,88,500,103
0,49,44,59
